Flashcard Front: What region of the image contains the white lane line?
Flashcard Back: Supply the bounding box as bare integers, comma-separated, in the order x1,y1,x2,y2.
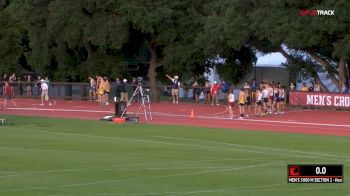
0,161,283,192
6,107,350,128
153,136,350,160
153,112,350,128
6,107,113,113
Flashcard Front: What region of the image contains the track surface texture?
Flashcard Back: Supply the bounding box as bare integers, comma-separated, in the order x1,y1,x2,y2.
1,98,350,136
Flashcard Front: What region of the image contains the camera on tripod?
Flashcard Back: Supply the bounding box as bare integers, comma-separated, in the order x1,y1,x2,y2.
136,76,143,86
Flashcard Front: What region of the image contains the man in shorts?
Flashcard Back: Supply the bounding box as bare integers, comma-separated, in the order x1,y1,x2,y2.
40,79,49,106
166,74,180,104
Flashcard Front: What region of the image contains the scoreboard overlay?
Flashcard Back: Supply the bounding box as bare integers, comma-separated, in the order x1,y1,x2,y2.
288,164,343,183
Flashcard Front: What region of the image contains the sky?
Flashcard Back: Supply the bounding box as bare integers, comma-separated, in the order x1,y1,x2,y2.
256,52,287,66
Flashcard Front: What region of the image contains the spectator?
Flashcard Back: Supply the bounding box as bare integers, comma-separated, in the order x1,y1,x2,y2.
243,81,250,89
290,82,295,91
308,83,314,92
115,77,121,99
301,83,308,91
314,82,321,92
204,81,211,104
192,81,200,103
251,80,257,91
120,79,129,105
211,81,220,106
221,80,229,105
341,83,347,94
26,75,32,97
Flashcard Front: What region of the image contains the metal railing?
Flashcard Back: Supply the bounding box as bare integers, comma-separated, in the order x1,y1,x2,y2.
0,82,234,102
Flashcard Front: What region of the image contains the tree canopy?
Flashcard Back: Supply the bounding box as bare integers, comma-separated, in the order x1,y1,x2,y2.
0,0,349,94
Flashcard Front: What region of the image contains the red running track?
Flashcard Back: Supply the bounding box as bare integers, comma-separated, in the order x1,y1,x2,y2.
1,98,350,136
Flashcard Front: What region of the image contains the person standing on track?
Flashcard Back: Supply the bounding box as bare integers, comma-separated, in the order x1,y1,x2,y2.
40,79,50,106
211,81,220,106
227,89,235,119
238,88,246,119
3,81,17,109
255,89,262,116
204,81,211,104
103,77,110,105
97,76,105,106
120,79,129,105
262,85,268,115
166,74,180,104
88,77,96,101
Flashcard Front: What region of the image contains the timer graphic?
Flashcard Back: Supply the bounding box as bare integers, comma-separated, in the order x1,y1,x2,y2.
288,164,343,183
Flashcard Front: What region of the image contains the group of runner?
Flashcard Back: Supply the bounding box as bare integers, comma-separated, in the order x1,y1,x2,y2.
88,76,131,107
236,82,286,119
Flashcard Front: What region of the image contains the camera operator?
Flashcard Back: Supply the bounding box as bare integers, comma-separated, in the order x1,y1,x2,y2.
120,79,129,105
131,77,139,102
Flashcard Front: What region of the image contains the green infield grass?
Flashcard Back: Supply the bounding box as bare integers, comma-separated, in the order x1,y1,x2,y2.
0,115,349,195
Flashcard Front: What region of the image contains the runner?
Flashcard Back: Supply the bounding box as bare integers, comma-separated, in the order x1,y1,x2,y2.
261,86,268,115
272,85,280,114
227,89,235,119
3,81,17,109
238,88,246,119
88,76,96,101
97,77,105,106
255,89,262,116
103,77,110,105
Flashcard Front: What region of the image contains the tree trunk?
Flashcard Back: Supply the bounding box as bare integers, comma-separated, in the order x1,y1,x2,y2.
305,50,340,90
338,56,347,89
147,43,162,102
314,74,328,92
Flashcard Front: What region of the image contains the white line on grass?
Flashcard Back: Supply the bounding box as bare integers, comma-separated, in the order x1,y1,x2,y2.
0,161,283,193
0,156,275,178
5,127,350,162
0,164,278,178
153,136,350,160
11,128,336,160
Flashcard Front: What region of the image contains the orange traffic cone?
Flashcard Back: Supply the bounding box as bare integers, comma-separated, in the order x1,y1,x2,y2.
190,109,194,117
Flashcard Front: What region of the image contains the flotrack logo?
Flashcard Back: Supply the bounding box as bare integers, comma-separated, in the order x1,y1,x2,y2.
299,9,335,16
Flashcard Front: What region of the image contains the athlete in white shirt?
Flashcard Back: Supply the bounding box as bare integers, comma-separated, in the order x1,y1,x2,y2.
40,79,49,106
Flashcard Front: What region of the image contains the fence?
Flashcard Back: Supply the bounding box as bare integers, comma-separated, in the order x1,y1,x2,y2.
0,82,232,101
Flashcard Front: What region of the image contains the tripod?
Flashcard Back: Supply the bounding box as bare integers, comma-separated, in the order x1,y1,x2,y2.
121,84,152,121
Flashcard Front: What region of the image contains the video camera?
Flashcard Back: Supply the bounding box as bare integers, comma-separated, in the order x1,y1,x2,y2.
137,76,143,85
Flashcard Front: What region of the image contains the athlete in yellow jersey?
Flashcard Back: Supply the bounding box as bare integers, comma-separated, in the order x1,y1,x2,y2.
97,77,104,106
238,88,246,119
103,77,110,105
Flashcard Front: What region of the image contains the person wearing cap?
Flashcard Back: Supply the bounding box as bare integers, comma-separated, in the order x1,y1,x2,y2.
40,79,49,106
211,81,220,106
120,79,129,104
166,74,180,104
